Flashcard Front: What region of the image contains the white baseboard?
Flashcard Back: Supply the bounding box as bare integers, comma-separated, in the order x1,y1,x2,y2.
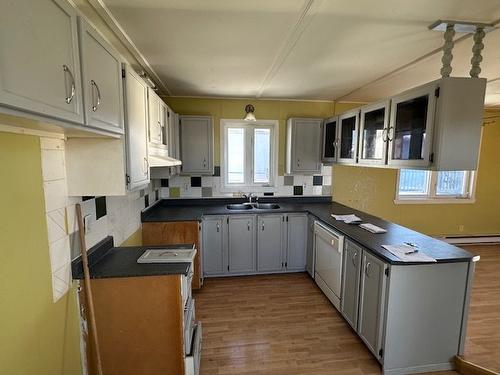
441,236,500,245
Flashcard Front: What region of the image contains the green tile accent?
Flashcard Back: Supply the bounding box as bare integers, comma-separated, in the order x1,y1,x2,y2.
169,187,180,198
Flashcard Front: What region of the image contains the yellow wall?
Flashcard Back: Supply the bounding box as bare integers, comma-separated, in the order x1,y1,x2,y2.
332,108,500,237
163,97,335,175
0,133,82,375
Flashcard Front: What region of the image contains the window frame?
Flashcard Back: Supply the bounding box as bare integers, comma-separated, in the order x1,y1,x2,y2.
220,119,279,192
395,169,476,204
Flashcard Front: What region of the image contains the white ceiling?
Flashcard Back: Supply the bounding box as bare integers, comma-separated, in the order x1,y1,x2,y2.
103,0,500,105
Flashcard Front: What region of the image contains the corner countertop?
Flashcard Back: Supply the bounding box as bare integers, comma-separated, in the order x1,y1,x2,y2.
72,237,193,279
141,197,474,265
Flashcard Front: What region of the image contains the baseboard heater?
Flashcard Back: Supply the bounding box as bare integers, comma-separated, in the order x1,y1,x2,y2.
440,235,500,245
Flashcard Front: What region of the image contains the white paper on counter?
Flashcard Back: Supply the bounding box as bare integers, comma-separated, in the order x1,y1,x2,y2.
382,244,436,262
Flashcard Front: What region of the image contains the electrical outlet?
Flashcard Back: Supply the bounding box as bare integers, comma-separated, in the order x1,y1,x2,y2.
459,225,465,232
84,215,91,234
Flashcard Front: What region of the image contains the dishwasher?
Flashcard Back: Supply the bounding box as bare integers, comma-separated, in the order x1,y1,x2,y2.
314,221,344,310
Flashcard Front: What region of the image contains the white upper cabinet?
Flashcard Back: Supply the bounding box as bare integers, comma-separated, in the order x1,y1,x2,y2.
322,116,338,164
358,100,390,166
123,65,150,190
78,17,124,134
286,118,322,174
337,110,360,165
148,88,164,146
0,0,84,123
179,115,214,175
387,83,437,169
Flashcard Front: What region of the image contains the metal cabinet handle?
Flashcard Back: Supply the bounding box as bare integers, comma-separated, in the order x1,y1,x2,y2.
90,80,101,112
247,222,251,231
297,158,300,167
262,221,265,231
216,223,220,232
352,251,357,267
365,262,372,277
203,158,207,168
382,128,388,143
63,65,75,104
143,157,149,175
387,126,394,142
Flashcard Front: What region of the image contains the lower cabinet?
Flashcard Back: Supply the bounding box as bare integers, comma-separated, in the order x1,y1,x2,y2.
228,216,256,273
358,249,387,359
306,215,315,276
257,215,285,272
286,214,308,271
340,239,362,330
202,213,308,276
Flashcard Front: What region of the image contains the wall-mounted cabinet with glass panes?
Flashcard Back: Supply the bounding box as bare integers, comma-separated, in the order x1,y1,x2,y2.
325,77,486,171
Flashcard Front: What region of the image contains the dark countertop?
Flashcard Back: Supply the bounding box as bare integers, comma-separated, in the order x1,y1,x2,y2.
72,237,193,279
142,197,473,265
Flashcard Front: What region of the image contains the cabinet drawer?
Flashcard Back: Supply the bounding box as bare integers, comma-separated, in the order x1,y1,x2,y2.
181,264,194,308
185,322,202,375
184,298,196,355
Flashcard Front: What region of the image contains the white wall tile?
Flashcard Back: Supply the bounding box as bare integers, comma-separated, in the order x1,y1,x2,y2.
51,263,71,303
40,138,64,151
46,208,67,243
43,180,67,212
41,149,66,181
49,236,71,273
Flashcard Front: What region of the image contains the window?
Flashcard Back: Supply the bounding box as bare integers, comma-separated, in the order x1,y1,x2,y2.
396,169,475,203
221,120,278,191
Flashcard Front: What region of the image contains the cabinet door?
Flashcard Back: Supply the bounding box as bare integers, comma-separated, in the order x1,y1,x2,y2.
123,66,149,190
148,89,162,144
79,18,124,133
341,240,362,330
322,117,338,164
228,216,256,273
286,214,308,271
180,116,213,174
358,101,389,166
387,83,437,168
358,250,387,359
337,111,359,164
306,216,315,276
257,215,284,272
0,0,84,123
291,119,322,173
202,216,226,276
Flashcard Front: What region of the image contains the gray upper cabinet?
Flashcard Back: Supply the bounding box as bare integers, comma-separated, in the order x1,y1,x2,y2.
358,250,387,359
179,115,214,175
341,239,362,330
286,214,308,271
337,110,360,165
123,65,150,190
358,101,389,166
78,17,124,134
228,215,256,273
322,116,338,164
0,0,84,124
202,216,227,276
257,215,285,272
286,118,322,174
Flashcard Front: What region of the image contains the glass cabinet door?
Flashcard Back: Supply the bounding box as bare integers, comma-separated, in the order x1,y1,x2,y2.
388,84,436,168
338,111,359,164
359,101,389,165
322,117,337,163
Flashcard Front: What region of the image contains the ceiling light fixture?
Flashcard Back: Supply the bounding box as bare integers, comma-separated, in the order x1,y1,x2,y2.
244,104,256,122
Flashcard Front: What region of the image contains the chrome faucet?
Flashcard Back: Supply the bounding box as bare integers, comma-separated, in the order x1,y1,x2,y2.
243,193,257,204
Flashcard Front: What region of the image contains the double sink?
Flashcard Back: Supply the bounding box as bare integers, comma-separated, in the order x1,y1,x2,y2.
227,203,280,211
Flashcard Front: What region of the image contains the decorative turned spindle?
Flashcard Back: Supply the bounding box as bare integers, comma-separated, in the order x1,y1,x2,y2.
470,27,486,78
440,24,455,78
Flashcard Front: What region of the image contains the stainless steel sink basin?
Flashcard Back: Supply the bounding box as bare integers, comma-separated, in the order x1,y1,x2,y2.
255,203,280,210
226,204,254,210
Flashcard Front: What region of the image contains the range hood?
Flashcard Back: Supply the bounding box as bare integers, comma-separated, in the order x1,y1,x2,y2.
149,154,182,168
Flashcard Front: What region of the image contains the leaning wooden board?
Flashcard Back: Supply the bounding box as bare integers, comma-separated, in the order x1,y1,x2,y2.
142,221,202,289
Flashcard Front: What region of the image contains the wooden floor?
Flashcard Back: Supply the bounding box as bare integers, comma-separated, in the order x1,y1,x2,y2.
194,244,500,375
462,244,500,373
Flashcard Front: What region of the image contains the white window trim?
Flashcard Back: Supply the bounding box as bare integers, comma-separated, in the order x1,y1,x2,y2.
220,119,279,193
394,170,477,205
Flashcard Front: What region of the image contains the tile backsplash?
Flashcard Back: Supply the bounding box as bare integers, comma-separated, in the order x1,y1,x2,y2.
158,165,332,199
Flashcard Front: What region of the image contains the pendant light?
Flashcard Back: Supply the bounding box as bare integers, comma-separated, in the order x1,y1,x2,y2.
244,104,256,121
